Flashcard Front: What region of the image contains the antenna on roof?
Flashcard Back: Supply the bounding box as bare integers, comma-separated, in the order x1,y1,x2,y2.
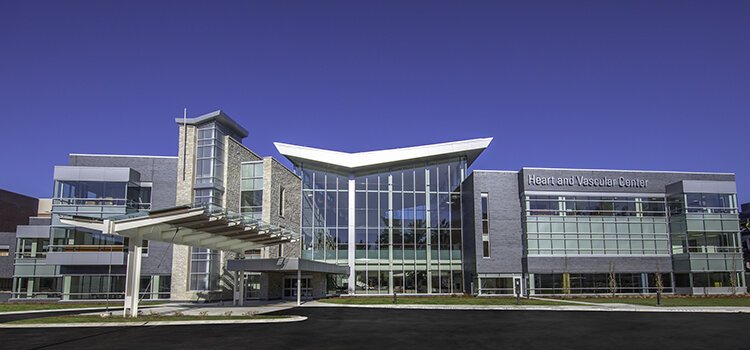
182,108,187,181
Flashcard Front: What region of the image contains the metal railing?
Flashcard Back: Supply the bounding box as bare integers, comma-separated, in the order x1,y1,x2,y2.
48,244,126,252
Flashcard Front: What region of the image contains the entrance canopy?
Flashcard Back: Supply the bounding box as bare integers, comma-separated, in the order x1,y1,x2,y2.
59,205,298,254
58,205,300,317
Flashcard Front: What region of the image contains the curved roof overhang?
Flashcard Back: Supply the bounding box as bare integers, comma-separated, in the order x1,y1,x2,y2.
274,137,492,174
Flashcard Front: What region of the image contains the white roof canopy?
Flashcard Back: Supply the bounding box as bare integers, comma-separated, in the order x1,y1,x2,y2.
59,206,297,254
274,137,492,173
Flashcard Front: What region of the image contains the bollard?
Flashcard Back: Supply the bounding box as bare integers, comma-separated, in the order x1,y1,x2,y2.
393,292,398,304
656,290,662,306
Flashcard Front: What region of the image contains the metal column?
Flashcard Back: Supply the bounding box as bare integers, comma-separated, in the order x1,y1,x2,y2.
123,237,143,318
347,178,356,294
234,271,246,306
296,269,302,306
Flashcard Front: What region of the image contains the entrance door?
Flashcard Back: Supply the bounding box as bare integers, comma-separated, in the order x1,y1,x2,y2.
283,276,312,299
245,273,260,300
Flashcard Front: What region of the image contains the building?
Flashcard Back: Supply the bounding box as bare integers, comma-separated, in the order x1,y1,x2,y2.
463,169,743,295
742,202,749,279
0,189,39,299
7,110,746,301
275,138,491,294
12,155,177,300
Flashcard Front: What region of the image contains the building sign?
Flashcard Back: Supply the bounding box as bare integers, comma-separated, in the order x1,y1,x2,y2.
527,174,648,188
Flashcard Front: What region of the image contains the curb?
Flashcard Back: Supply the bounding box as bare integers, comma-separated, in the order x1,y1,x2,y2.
309,302,750,314
0,315,307,328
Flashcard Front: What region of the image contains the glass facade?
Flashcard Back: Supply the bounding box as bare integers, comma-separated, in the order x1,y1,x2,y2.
299,158,467,294
668,192,744,290
524,195,670,256
189,123,229,288
531,273,672,294
193,122,226,208
189,247,220,291
195,123,225,187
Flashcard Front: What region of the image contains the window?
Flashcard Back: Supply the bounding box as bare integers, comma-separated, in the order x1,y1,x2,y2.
279,187,285,217
15,238,50,258
685,193,736,214
68,276,125,300
481,193,490,258
189,247,220,291
525,195,670,256
479,277,514,295
531,273,673,294
0,245,9,257
127,185,152,210
684,232,740,253
53,181,128,205
195,124,225,186
527,196,666,217
0,278,12,291
240,162,264,220
194,188,222,207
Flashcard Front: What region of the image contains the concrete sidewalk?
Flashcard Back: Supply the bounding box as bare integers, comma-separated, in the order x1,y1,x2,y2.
303,300,750,314
121,300,299,316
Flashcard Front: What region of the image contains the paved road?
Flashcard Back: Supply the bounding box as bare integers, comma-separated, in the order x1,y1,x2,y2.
1,307,749,349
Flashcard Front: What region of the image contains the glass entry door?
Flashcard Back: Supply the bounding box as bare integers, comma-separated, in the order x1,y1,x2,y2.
245,273,260,300
283,276,312,299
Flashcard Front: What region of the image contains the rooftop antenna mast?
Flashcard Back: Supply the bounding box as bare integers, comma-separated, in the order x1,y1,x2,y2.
182,108,187,181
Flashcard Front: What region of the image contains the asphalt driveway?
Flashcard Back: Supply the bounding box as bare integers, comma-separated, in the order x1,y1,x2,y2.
1,306,748,349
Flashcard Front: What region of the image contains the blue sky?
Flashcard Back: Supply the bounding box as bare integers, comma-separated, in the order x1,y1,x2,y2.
1,1,749,203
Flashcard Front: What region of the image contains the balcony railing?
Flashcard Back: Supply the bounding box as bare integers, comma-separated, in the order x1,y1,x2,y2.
48,244,126,253
52,198,151,210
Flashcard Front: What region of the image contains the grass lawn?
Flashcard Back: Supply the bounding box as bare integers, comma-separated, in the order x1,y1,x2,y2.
320,296,564,306
7,314,288,325
553,296,750,307
0,302,163,313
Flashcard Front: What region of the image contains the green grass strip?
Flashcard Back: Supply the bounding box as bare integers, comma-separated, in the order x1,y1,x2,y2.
554,296,750,307
0,302,164,313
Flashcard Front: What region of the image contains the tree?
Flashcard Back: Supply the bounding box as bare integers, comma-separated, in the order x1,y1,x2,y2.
729,249,739,295
654,272,664,305
608,262,617,297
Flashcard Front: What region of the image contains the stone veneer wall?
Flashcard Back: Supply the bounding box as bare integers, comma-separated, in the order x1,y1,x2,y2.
171,126,303,301
260,272,283,300
224,137,262,212
171,124,196,300
171,131,277,301
175,124,196,206
262,157,302,259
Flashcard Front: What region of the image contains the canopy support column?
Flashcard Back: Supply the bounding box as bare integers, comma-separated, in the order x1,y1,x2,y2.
233,271,245,306
123,236,143,318
296,269,301,306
